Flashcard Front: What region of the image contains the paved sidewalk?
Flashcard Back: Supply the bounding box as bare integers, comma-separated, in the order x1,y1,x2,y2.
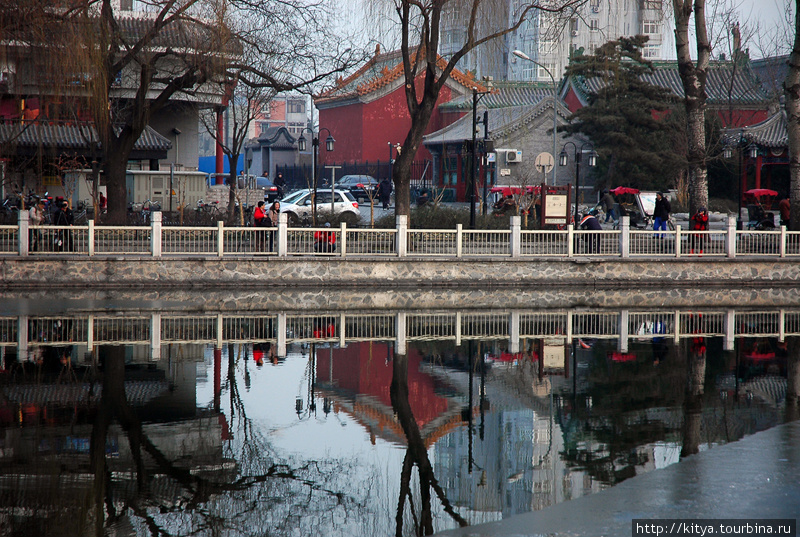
435,421,800,537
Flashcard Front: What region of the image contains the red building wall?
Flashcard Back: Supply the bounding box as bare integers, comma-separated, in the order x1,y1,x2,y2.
319,78,457,165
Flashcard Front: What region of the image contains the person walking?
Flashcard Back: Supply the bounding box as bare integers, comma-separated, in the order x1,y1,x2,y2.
653,192,671,238
378,177,392,210
600,190,618,223
28,198,46,251
267,201,280,251
273,172,286,199
578,209,602,254
253,201,267,250
779,197,790,227
52,200,74,251
689,207,709,255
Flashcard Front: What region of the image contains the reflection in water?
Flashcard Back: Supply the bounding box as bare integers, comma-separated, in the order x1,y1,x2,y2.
0,305,798,536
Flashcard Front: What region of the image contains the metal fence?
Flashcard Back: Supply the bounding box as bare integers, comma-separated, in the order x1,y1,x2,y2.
6,214,800,260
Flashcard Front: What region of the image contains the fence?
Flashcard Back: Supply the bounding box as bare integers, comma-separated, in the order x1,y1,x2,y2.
1,307,793,359
5,213,800,260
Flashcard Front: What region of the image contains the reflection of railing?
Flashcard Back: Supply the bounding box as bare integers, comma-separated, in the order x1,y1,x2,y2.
7,213,800,260
2,308,799,360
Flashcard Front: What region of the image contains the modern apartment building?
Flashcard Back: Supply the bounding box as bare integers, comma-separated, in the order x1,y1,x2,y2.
440,0,673,83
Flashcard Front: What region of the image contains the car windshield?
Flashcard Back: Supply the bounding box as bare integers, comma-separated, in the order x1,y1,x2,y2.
282,190,307,204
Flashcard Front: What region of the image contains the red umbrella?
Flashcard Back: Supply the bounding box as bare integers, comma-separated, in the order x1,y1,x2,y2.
610,186,640,196
743,188,778,198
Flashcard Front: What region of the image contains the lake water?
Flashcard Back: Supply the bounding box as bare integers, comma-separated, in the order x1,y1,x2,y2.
0,296,797,536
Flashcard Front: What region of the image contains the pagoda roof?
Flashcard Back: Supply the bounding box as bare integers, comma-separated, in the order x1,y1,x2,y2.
316,46,487,107
723,108,788,149
564,59,771,108
439,81,559,111
0,120,171,154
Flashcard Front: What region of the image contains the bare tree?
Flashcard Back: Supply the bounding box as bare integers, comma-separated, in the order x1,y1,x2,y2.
377,0,583,217
787,0,800,230
673,0,712,216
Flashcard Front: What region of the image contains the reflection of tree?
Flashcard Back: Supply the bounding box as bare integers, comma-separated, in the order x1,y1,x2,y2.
84,345,360,536
390,351,467,536
787,338,800,423
680,337,706,458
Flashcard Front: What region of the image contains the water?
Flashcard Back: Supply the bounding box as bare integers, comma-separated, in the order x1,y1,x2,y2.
0,297,797,536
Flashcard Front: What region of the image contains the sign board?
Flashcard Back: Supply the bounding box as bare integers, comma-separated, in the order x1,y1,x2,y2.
542,344,565,371
500,168,511,176
534,152,554,174
487,152,496,163
540,184,572,227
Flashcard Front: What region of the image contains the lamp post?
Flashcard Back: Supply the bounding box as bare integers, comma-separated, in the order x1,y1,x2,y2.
559,142,597,224
723,130,758,230
471,87,491,228
298,128,335,225
512,50,558,186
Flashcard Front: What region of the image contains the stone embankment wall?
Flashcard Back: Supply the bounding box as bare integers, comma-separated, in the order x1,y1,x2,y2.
3,256,800,289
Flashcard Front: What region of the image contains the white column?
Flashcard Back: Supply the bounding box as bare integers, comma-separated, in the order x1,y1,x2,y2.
510,216,521,258
618,310,629,353
216,314,223,349
278,212,288,257
151,313,161,361
509,311,520,353
396,215,407,257
675,225,682,257
339,313,346,348
567,224,574,258
340,222,347,258
726,215,737,258
456,224,463,258
723,309,736,351
277,313,287,357
619,215,630,258
151,211,162,258
216,220,224,257
455,311,462,346
18,315,28,361
87,314,94,352
396,312,407,355
88,220,95,257
780,226,787,258
18,210,29,256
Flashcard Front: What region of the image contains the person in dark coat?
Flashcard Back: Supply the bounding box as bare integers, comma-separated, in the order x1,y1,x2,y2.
273,172,286,199
378,178,393,209
600,190,618,223
52,201,74,251
653,191,671,238
579,209,602,254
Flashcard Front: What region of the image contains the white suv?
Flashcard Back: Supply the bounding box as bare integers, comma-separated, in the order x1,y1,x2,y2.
280,189,360,225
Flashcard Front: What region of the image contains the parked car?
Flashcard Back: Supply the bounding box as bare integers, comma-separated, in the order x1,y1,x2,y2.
255,176,280,202
280,189,360,225
335,174,378,202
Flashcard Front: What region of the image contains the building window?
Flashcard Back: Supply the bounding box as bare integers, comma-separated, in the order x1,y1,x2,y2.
590,19,599,31
642,0,662,9
569,18,579,35
642,44,660,58
590,0,600,12
288,101,305,114
538,64,556,80
642,20,660,34
120,0,133,10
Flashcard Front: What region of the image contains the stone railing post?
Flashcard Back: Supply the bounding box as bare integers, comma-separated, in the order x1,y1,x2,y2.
151,211,162,258
619,215,630,258
88,220,95,257
18,209,29,256
510,216,521,258
340,222,347,257
278,212,288,257
726,215,737,258
567,224,574,258
456,224,463,258
780,225,787,258
396,215,407,257
217,220,224,257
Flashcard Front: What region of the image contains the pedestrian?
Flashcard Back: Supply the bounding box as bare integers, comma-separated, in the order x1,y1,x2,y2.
653,191,671,238
578,209,602,254
273,172,286,199
52,200,74,251
600,190,618,223
779,197,790,227
253,201,266,250
314,222,336,253
28,198,46,251
378,177,392,210
689,207,709,255
267,201,280,251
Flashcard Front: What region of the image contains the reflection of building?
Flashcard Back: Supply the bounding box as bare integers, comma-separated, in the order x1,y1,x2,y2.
314,342,464,446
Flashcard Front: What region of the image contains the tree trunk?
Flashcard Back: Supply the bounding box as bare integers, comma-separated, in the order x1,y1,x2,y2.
673,0,710,216
786,0,800,231
104,144,132,226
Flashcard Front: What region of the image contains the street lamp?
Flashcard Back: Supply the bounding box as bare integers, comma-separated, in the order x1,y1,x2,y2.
559,142,597,224
512,50,558,187
298,128,335,225
470,87,491,228
723,130,758,229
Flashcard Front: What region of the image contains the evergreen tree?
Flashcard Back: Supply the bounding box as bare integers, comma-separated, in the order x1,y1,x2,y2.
561,36,686,191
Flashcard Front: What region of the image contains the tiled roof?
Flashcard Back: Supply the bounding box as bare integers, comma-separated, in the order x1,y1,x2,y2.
317,46,486,105
752,55,789,97
723,109,787,148
569,60,771,106
256,126,297,149
0,121,172,152
439,81,557,110
423,96,570,145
